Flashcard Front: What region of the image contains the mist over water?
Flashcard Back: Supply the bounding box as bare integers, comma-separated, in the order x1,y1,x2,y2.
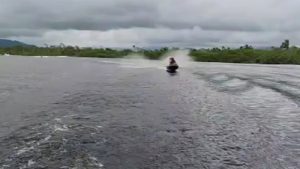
161,50,192,67
0,56,299,169
101,50,193,70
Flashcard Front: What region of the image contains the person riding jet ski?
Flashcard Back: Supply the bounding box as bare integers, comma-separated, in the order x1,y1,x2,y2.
167,57,179,72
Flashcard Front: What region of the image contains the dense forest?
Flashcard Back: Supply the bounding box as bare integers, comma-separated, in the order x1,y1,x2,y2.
0,45,169,60
1,40,300,64
190,40,300,64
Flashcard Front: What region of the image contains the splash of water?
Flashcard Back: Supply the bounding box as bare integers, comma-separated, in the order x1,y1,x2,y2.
161,50,192,68
99,50,193,70
127,50,192,69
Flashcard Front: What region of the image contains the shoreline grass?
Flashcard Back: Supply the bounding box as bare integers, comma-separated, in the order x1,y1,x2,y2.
190,47,300,65
0,46,169,60
2,41,300,65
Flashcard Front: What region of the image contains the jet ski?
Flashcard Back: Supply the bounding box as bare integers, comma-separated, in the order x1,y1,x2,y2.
167,57,179,73
166,65,179,73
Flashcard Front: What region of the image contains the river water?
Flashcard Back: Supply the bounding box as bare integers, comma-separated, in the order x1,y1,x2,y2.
0,55,299,169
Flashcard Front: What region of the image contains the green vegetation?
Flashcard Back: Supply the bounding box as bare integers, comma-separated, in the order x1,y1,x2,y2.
0,46,132,58
141,47,169,60
0,45,169,60
190,40,300,64
1,40,300,65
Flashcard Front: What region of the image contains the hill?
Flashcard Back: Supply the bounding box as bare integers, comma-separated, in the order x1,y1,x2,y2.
0,39,32,47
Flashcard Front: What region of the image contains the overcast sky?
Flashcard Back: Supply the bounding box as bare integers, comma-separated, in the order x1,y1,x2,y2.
0,0,299,48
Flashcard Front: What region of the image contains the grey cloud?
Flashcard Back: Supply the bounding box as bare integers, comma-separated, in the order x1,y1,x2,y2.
0,29,44,38
14,27,294,48
2,0,300,31
0,0,158,30
1,0,300,47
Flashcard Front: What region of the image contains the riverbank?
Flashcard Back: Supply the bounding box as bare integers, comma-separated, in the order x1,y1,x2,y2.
0,46,169,60
190,47,300,64
2,46,300,65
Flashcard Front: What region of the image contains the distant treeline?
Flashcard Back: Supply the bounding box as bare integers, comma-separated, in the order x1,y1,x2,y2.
190,40,300,64
2,40,300,64
0,45,169,60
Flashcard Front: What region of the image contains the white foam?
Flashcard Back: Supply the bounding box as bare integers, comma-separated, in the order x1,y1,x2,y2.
5,158,12,162
16,146,34,155
89,156,104,168
43,135,51,142
61,149,67,153
98,60,120,65
113,50,193,70
27,160,36,167
33,56,49,58
54,124,69,132
254,79,300,97
54,118,62,122
0,164,10,169
223,79,247,88
62,114,76,118
211,75,229,81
